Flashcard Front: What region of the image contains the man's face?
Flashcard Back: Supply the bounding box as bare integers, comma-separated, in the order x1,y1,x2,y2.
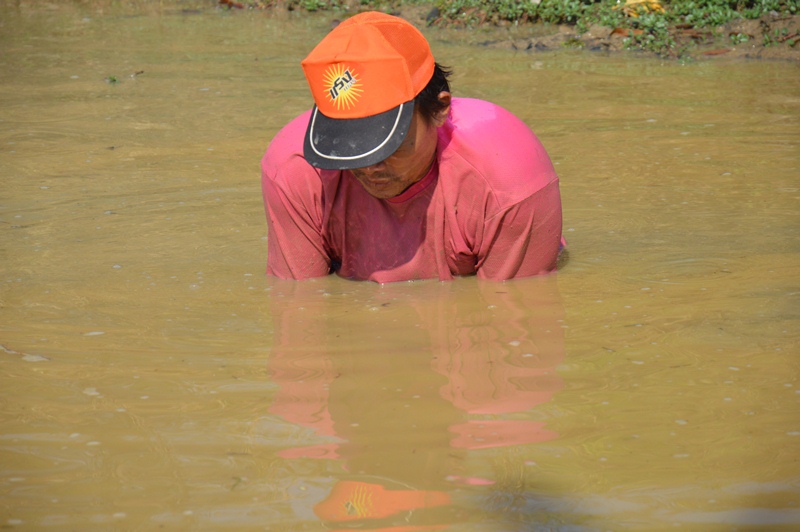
349,109,441,200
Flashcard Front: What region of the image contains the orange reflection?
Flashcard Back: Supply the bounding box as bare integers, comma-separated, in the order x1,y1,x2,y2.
314,480,451,527
266,275,565,528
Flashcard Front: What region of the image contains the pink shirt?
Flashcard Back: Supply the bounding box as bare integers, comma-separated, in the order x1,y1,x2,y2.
261,98,562,283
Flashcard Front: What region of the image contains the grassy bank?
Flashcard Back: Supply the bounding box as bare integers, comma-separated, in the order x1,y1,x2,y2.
223,0,798,58
432,0,797,55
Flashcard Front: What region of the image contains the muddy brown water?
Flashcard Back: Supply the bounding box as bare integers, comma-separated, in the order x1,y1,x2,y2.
1,3,799,530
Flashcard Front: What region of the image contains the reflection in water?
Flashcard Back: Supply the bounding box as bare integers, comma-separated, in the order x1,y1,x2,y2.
1,2,798,529
267,276,564,528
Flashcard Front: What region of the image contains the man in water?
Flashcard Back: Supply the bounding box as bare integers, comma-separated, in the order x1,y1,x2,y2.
261,11,562,283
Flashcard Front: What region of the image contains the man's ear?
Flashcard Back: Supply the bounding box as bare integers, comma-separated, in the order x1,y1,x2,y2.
433,91,452,127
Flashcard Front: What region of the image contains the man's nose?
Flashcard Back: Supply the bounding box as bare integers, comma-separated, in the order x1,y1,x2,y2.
357,161,386,175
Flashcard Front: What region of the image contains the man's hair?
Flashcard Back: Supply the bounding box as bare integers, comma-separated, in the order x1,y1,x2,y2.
414,63,452,123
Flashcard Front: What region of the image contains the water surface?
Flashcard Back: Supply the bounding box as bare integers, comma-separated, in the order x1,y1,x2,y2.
1,3,799,530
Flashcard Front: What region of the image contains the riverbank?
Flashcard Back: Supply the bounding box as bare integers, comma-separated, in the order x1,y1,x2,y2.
220,0,799,61
409,4,799,60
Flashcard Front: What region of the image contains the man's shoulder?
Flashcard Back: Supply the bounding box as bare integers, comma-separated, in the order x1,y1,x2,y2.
263,110,312,171
449,97,524,129
446,98,542,152
441,98,557,202
261,110,334,205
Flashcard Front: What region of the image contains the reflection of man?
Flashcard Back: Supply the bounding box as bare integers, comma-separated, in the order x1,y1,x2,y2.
266,277,565,528
262,12,563,282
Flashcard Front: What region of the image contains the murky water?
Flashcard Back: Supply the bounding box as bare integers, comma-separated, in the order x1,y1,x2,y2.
1,2,799,530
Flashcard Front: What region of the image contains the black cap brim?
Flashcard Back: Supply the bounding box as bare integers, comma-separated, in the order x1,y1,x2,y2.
303,100,414,170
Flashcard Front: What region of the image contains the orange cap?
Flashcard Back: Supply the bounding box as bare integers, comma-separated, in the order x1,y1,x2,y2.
301,12,435,119
300,13,436,170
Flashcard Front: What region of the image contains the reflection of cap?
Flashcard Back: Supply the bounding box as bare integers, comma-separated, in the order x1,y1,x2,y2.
301,12,435,170
314,480,450,523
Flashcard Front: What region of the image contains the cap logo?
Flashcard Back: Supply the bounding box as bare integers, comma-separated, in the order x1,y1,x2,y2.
324,64,362,110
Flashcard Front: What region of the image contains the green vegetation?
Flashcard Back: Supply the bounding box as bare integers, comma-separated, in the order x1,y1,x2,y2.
729,31,750,43
430,0,797,56
224,0,798,58
433,0,796,27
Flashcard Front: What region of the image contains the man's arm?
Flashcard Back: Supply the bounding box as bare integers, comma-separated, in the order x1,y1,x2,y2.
262,152,332,280
475,179,562,280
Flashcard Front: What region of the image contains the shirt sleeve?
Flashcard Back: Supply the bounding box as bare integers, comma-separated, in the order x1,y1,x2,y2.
262,151,332,280
475,179,563,281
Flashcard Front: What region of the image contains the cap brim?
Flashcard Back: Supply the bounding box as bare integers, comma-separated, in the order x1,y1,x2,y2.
303,100,414,170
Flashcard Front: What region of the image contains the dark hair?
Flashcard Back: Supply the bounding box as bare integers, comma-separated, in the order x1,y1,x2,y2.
414,63,452,123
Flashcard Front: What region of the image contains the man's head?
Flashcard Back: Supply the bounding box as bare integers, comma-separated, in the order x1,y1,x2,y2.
300,11,450,183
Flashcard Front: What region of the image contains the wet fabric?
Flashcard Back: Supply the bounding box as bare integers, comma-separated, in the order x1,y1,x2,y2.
262,98,562,282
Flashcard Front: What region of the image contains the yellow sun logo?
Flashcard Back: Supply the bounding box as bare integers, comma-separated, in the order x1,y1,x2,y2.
323,65,362,110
